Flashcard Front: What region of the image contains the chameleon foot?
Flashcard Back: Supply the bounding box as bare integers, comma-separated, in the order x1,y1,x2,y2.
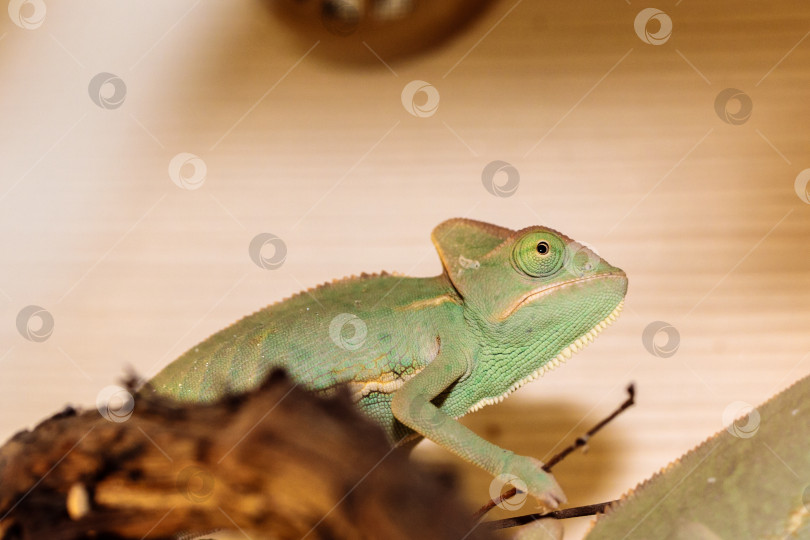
500,454,567,510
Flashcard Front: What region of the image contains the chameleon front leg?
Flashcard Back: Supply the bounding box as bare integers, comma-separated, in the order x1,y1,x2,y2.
390,347,567,509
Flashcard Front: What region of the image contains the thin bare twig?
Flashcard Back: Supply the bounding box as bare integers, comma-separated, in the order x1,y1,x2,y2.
481,501,618,530
473,384,636,522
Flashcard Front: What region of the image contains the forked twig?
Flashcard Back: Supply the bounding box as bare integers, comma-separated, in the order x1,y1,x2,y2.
472,383,636,523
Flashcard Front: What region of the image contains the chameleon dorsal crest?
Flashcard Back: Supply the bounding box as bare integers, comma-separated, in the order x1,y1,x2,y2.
431,218,512,298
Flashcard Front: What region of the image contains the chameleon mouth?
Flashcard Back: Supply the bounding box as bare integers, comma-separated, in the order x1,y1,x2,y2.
498,272,627,321
462,299,625,416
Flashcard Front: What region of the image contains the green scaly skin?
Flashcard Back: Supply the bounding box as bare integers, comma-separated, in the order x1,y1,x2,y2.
147,218,628,508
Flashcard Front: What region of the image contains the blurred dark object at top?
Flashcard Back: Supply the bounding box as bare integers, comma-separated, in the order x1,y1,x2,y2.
270,0,496,64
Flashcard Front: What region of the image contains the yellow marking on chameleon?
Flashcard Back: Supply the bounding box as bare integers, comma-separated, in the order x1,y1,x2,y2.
394,294,459,312
497,272,625,321
348,367,425,401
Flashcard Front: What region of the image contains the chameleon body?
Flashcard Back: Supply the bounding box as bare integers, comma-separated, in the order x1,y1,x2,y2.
148,218,628,507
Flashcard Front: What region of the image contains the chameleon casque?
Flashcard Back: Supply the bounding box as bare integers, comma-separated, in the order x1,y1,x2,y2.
148,218,628,508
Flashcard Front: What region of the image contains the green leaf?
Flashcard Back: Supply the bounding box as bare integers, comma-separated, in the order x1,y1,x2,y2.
586,374,810,539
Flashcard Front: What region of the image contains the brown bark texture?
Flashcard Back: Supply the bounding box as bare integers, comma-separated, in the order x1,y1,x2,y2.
0,371,492,540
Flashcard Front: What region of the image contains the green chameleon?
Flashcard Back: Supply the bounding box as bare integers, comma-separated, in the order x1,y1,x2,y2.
147,218,628,508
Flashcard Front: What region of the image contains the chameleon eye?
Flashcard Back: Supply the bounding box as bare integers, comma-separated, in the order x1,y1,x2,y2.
513,233,564,277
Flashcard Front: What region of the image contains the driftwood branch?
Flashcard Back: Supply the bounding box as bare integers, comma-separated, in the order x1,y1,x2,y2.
0,371,493,540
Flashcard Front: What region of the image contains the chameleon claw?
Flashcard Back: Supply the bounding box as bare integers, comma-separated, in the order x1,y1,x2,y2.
500,454,567,511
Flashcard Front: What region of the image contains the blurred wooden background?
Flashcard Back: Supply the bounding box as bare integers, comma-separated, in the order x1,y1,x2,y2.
1,1,809,538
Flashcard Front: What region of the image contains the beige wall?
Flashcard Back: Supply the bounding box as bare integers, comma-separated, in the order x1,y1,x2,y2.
1,1,809,537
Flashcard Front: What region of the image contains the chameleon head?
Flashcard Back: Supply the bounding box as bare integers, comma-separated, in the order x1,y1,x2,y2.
432,219,627,413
